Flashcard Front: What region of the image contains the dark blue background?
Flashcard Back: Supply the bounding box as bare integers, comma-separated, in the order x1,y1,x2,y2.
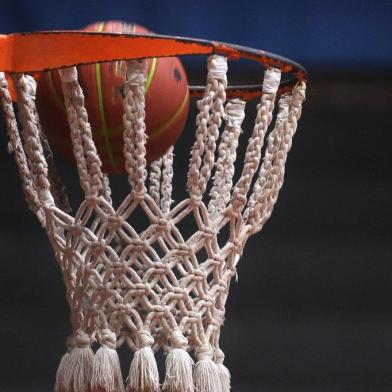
1,0,392,70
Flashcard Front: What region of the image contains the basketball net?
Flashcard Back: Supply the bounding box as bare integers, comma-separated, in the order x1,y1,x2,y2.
0,53,305,392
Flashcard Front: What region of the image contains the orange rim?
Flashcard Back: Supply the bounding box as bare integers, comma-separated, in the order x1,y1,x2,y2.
0,31,307,100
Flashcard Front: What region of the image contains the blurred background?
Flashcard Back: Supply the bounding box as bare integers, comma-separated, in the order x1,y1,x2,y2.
0,1,391,391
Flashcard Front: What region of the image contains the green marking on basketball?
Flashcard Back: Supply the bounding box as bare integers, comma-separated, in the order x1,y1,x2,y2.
149,89,189,141
145,57,157,94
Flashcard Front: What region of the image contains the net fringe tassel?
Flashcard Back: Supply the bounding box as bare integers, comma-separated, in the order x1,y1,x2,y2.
91,346,125,392
127,331,159,392
217,364,231,392
64,347,94,392
163,347,194,392
55,330,94,392
216,349,231,392
54,351,71,392
193,347,221,392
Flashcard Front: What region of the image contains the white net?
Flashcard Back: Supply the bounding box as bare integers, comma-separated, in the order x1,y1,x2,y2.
0,54,306,392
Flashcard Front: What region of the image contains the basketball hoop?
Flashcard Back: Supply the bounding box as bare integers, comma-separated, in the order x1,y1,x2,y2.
0,30,307,392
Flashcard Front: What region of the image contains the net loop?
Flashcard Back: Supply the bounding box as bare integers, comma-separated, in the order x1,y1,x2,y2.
230,68,281,214
123,59,148,195
13,73,55,209
60,66,104,197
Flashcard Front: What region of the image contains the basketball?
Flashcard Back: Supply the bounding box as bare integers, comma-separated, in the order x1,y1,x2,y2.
35,21,189,174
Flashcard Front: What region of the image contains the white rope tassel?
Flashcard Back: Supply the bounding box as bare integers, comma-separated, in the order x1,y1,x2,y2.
209,98,245,219
91,329,125,392
123,59,148,195
127,331,160,392
193,346,220,392
216,349,231,392
54,351,71,392
163,332,194,392
64,330,94,392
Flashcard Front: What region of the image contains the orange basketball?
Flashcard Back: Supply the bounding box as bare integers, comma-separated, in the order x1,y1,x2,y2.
36,21,189,174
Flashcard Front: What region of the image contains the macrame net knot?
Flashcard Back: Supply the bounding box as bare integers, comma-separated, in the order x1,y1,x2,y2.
107,214,124,230
131,189,147,202
196,345,215,362
155,217,171,232
137,330,155,349
97,328,117,350
171,331,188,349
74,329,93,349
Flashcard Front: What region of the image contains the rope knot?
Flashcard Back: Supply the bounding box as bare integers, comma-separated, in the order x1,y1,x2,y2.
84,194,98,208
107,214,124,230
196,345,214,362
74,329,92,349
91,240,106,255
189,194,203,207
175,243,192,258
156,218,170,232
130,238,147,252
131,190,146,202
171,331,188,349
137,330,154,349
210,255,224,267
262,68,281,94
98,328,117,350
135,282,152,296
225,206,240,220
201,225,217,239
207,55,228,83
